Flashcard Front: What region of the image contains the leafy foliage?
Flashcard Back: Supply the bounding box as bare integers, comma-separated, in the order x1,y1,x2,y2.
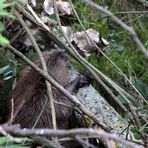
0,137,31,147
0,0,14,46
71,1,148,139
72,0,148,96
0,0,148,147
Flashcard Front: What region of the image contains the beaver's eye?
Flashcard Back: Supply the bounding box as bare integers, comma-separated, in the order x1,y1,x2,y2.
39,77,45,85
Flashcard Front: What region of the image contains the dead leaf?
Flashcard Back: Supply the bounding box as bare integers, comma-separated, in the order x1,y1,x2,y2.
72,29,109,56
100,37,110,46
57,0,73,15
43,0,54,15
43,0,73,16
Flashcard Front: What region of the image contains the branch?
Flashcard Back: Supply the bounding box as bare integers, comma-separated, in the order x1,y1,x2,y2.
3,126,144,148
114,11,148,15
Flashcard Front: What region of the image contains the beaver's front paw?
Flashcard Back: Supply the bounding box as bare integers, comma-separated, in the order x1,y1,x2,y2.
76,75,90,88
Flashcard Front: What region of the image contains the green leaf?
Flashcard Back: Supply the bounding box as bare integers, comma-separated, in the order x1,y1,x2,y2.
134,80,148,98
0,65,9,74
117,95,128,104
0,137,31,145
4,70,13,76
0,3,14,10
0,0,5,5
0,137,14,144
0,22,5,32
0,12,14,18
139,122,148,132
0,34,10,46
4,75,13,80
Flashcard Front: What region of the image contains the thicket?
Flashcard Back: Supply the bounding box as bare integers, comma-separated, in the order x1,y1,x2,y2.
0,0,147,147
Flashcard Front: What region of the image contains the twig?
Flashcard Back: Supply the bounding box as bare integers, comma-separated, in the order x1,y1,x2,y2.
98,11,148,21
31,136,63,148
7,45,110,132
14,3,38,25
114,11,148,15
9,98,14,125
27,5,50,31
135,0,148,7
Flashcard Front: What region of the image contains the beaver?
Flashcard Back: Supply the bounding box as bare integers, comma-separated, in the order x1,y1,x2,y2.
12,49,77,129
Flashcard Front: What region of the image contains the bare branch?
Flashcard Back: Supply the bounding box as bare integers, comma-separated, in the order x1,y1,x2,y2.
3,126,144,148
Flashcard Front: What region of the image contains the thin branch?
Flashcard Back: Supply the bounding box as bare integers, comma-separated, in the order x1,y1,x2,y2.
135,0,148,6
98,11,148,21
114,11,148,15
9,98,14,125
31,136,63,148
27,5,50,31
3,127,144,148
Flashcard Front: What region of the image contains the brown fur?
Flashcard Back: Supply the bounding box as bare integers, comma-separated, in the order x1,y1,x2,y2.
12,49,73,129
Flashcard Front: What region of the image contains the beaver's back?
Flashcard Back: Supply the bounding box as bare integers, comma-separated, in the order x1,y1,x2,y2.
12,50,73,129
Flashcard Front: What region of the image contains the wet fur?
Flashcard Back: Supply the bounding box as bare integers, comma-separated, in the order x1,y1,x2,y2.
12,50,73,129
